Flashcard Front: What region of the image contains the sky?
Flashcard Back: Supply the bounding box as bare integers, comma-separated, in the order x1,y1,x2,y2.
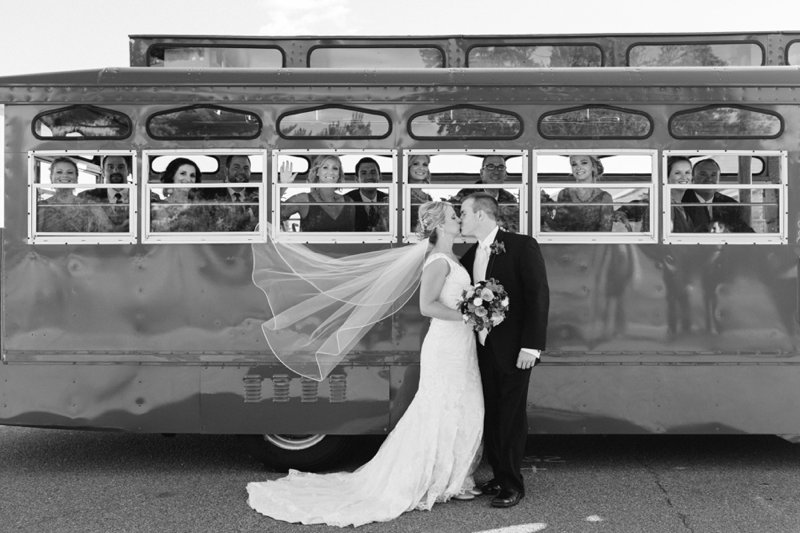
1,0,798,76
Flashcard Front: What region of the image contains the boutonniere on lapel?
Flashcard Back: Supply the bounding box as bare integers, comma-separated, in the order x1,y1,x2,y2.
489,241,506,256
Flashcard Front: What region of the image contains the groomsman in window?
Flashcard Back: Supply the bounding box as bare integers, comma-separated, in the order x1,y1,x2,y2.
452,155,519,233
345,157,389,232
79,155,131,232
204,155,259,231
681,158,751,233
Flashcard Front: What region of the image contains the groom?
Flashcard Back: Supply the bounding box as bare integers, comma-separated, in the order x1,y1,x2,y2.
459,192,549,508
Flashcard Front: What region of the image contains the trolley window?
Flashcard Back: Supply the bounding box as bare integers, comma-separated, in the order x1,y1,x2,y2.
147,45,283,68
277,105,391,139
403,150,526,241
308,46,444,68
142,151,266,244
29,151,138,245
467,44,602,67
147,105,262,140
409,105,522,140
669,105,783,139
663,151,786,245
273,150,397,244
539,105,652,139
627,42,763,66
33,105,132,140
534,151,657,244
787,41,800,65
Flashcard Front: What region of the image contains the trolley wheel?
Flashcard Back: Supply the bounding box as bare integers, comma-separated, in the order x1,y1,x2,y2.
253,434,352,472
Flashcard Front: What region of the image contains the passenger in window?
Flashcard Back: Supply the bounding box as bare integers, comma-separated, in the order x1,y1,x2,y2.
452,155,519,233
665,156,694,233
78,155,131,231
681,158,751,233
542,155,613,232
202,155,259,231
37,157,112,233
408,154,433,231
150,157,211,232
279,155,355,232
344,157,389,232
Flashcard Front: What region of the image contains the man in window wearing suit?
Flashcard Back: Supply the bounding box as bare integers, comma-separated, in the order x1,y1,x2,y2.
681,158,751,233
345,157,389,232
204,155,259,231
78,155,131,232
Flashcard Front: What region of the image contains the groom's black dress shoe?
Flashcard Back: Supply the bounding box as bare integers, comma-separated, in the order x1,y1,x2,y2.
491,489,523,508
478,479,502,496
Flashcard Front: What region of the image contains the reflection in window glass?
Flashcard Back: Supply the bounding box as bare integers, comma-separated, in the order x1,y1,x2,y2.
788,42,800,65
468,45,602,67
279,107,390,138
409,106,521,139
541,187,649,233
539,106,651,139
34,105,131,139
149,46,282,68
309,47,443,68
147,105,261,139
670,106,782,138
628,43,763,66
150,187,259,233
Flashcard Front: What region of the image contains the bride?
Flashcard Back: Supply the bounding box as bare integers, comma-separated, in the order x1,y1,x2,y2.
247,201,484,527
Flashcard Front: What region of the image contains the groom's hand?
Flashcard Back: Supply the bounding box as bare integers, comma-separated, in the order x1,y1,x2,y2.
516,349,540,370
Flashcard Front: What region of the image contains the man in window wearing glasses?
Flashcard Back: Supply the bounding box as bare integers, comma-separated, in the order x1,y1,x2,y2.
453,155,519,233
345,157,389,232
79,155,131,232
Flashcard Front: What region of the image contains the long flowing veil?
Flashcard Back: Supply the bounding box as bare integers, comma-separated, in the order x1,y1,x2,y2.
252,233,429,381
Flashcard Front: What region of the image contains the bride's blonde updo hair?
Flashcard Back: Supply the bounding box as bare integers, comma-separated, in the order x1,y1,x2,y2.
416,200,451,244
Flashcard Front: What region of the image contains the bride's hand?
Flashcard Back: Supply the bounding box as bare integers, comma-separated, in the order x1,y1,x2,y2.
279,161,298,183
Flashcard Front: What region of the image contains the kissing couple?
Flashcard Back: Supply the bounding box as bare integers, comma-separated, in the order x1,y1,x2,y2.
248,192,550,527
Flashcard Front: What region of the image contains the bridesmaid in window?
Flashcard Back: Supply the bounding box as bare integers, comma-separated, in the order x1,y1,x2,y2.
280,155,355,232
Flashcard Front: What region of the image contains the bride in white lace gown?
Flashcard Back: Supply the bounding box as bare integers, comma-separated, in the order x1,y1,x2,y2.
247,201,484,527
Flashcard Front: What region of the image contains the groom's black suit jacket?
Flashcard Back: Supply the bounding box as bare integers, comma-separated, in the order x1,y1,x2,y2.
461,230,549,373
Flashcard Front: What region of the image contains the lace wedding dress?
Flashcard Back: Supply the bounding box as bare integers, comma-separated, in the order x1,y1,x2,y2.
247,253,484,527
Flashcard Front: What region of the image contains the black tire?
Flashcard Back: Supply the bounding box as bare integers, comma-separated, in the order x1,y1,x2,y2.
252,434,353,472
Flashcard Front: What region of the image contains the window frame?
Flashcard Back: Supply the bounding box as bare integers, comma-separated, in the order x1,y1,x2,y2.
402,149,528,244
537,104,653,140
146,104,262,141
276,104,392,140
532,149,658,244
465,42,604,68
407,104,523,141
271,149,398,244
668,104,784,140
28,150,138,245
662,150,787,245
32,104,133,141
307,44,446,68
625,40,765,67
141,149,268,244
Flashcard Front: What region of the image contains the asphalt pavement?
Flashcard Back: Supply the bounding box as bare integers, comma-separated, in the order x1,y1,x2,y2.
2,427,799,532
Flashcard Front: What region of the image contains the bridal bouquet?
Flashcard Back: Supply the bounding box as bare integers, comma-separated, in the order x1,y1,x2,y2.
458,278,509,334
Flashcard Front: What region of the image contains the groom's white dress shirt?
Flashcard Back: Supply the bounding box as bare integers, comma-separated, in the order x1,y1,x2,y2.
472,226,540,360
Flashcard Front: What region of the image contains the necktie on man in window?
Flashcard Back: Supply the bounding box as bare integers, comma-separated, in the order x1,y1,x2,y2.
114,193,123,204
233,192,242,203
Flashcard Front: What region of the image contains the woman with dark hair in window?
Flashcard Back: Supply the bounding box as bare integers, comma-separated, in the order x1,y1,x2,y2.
279,155,355,232
543,154,613,232
151,157,215,232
